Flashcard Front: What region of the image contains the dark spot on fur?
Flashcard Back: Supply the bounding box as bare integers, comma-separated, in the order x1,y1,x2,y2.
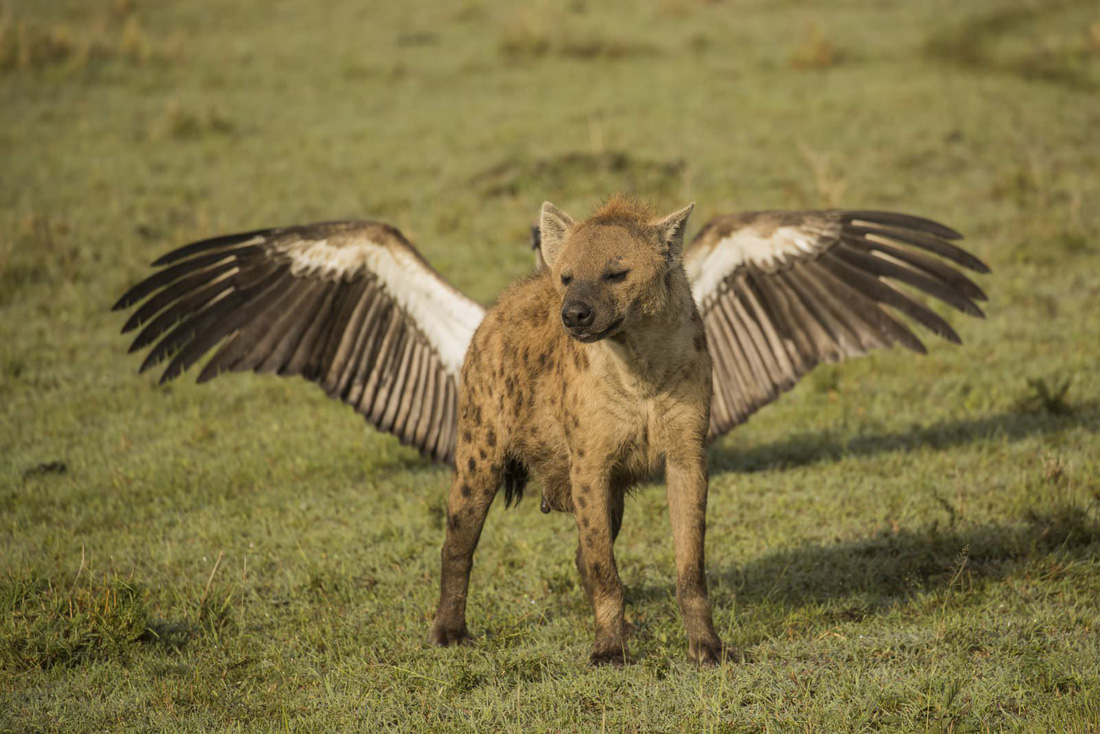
538,352,548,369
467,457,477,472
447,513,461,530
581,484,591,495
577,495,587,509
479,448,487,460
486,428,496,447
460,483,472,498
462,429,472,443
581,514,589,527
576,448,585,459
473,405,482,425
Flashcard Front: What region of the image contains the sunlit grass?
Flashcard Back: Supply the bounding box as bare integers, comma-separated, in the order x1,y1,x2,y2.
2,0,1099,730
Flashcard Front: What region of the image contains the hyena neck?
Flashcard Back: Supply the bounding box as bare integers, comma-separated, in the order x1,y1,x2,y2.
596,276,697,395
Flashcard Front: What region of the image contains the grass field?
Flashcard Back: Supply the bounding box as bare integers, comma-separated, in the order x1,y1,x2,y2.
3,0,1100,730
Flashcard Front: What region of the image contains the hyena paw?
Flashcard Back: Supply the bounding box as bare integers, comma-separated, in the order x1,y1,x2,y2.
689,638,735,667
589,647,630,667
429,622,472,647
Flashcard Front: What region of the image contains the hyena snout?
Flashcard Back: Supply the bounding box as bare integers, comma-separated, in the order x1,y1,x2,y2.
561,299,595,329
561,292,624,342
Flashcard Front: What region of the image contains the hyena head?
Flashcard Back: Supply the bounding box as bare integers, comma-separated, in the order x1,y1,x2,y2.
538,195,694,343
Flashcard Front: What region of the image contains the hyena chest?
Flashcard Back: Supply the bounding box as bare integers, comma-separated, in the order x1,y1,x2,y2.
533,391,666,514
601,394,668,477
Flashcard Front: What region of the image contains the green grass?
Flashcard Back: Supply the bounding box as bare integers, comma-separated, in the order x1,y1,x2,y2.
3,0,1100,730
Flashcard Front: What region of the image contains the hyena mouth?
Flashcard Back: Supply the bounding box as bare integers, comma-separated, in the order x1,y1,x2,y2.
570,317,625,343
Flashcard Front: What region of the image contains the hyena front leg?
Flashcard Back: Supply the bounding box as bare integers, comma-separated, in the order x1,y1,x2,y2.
430,442,503,647
666,444,725,665
574,491,624,606
571,460,629,665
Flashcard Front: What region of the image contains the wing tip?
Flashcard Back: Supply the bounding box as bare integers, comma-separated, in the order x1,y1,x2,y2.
843,210,965,241
112,290,141,312
908,339,929,355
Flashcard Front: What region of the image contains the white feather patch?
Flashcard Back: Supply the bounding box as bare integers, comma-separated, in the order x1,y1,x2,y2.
688,224,833,306
283,237,484,376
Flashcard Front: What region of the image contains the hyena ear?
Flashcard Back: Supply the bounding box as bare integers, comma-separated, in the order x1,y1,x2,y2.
539,201,575,268
653,202,695,258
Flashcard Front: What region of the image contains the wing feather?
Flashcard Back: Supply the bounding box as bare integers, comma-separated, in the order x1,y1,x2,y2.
395,341,426,439
720,295,773,395
706,304,757,410
686,209,988,440
323,282,378,396
425,369,447,459
413,352,440,448
438,375,457,460
344,297,393,406
840,235,987,302
747,271,814,369
833,242,984,316
115,221,484,463
380,335,417,434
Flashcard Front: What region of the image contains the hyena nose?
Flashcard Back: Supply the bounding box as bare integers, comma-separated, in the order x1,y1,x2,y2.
561,300,595,329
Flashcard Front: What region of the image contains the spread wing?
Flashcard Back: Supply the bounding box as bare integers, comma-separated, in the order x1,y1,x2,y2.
684,210,989,441
113,221,485,463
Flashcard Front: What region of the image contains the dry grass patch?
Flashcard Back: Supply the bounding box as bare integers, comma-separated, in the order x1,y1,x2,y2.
498,6,657,61
471,151,686,200
925,0,1100,90
789,23,842,70
0,8,187,75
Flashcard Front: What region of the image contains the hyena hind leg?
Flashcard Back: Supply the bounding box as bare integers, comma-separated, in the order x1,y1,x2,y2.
430,449,504,647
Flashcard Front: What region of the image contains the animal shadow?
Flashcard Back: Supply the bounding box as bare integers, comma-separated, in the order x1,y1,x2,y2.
625,403,1099,635
708,400,1099,475
716,503,1099,612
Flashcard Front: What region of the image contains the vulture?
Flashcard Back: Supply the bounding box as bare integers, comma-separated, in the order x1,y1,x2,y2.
114,207,988,462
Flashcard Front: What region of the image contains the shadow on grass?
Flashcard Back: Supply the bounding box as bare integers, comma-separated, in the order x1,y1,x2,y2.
924,0,1100,92
721,503,1099,610
624,503,1099,636
709,401,1100,475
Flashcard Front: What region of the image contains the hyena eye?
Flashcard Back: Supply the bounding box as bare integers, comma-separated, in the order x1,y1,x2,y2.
603,270,630,283
560,274,573,286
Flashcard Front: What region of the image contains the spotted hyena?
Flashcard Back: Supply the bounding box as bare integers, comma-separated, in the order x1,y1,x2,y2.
430,195,726,665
